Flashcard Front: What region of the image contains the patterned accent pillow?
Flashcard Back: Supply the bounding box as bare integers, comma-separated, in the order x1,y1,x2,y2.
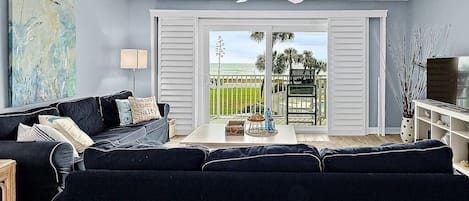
17,123,79,158
39,115,94,153
115,99,133,126
17,123,33,140
128,96,161,124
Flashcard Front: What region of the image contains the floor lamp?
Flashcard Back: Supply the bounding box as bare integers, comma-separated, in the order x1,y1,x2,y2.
120,49,148,94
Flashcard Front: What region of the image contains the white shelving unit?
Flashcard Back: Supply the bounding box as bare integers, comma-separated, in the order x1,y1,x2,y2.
414,99,469,176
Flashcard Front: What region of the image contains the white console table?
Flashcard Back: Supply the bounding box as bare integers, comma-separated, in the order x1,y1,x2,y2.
414,99,469,176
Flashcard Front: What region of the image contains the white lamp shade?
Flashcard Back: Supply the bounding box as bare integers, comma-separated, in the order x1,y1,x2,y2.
137,49,148,69
120,49,148,69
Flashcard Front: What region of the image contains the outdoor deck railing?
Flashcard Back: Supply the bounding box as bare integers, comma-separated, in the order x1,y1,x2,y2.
210,74,327,124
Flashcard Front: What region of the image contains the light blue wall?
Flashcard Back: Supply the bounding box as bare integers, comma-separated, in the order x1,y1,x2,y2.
127,1,158,97
409,0,469,56
76,0,132,97
0,0,132,112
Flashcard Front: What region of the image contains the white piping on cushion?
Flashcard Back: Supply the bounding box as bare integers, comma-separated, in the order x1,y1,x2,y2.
201,153,322,172
50,190,62,201
0,107,58,118
86,146,208,152
98,97,104,120
321,145,451,170
49,142,68,183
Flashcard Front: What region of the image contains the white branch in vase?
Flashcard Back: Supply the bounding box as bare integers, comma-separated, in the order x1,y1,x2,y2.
390,24,451,118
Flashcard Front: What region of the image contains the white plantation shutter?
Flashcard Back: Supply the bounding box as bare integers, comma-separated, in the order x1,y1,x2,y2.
328,17,368,135
158,17,196,134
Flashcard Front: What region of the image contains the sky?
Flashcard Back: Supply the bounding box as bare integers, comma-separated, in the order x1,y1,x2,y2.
209,31,328,64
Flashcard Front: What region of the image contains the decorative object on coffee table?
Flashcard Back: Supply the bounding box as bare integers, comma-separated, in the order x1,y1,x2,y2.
0,159,16,201
225,120,245,136
247,113,265,135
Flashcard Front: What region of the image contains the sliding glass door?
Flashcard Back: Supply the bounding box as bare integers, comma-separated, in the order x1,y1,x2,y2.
202,20,328,130
208,31,266,122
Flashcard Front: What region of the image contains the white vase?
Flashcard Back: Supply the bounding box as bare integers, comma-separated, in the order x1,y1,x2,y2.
400,117,415,143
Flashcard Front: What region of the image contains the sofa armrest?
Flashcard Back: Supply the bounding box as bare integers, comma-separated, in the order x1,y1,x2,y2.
0,141,74,201
157,103,170,118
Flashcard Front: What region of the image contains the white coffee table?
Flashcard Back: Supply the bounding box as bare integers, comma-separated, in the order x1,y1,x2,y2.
181,124,297,148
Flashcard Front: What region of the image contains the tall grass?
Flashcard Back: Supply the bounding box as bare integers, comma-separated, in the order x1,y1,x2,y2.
210,88,262,115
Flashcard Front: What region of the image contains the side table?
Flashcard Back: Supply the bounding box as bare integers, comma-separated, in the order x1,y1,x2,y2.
0,160,16,201
169,118,176,138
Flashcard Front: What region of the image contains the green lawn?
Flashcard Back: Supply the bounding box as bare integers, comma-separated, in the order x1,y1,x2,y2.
210,87,262,115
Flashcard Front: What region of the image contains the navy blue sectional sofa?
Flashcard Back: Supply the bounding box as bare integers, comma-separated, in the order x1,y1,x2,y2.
56,140,469,201
0,91,170,201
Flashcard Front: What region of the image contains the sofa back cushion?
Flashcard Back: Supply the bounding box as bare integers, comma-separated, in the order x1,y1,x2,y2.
202,144,322,172
320,140,453,173
0,107,59,140
84,146,209,171
57,97,105,136
99,91,133,128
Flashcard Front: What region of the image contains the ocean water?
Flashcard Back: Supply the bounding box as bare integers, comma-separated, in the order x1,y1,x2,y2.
210,63,305,75
210,63,262,75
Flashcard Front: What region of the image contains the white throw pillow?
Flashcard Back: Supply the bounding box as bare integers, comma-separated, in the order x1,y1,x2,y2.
128,96,161,124
17,123,79,158
16,123,33,141
39,115,94,153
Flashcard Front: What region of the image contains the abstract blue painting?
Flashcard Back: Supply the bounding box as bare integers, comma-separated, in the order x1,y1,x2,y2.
9,0,76,107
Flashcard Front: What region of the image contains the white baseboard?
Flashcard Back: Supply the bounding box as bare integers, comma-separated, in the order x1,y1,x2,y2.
367,127,400,135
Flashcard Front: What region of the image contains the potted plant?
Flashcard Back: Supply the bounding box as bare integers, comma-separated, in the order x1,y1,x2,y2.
390,25,450,143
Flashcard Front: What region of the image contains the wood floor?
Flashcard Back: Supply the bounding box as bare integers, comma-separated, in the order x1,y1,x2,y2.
169,134,402,149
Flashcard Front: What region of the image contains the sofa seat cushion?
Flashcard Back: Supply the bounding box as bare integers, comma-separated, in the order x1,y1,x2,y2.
57,97,105,136
139,118,169,144
99,91,133,128
90,127,147,149
320,139,453,173
84,146,209,171
0,107,59,140
202,144,321,172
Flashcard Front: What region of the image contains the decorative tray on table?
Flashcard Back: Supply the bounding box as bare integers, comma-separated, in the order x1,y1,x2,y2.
245,113,277,137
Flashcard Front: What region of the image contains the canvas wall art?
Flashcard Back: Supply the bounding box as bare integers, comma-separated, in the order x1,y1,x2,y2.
9,0,76,107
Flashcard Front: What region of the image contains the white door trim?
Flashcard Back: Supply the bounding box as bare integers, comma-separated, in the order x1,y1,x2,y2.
150,10,388,135
150,10,387,19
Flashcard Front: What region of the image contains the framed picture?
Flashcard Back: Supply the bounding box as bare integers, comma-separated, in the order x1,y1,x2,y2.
8,0,76,106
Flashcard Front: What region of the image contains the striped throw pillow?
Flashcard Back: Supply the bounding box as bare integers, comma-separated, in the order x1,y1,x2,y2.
17,123,79,157
39,115,94,153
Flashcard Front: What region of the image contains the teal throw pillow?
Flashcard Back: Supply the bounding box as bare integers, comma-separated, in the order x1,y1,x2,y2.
116,99,133,126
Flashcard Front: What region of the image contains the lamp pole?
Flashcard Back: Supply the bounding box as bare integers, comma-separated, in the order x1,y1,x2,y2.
215,36,225,117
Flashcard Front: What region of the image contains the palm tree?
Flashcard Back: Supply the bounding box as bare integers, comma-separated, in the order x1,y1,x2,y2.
298,50,317,82
250,32,295,103
284,48,299,71
254,51,288,75
251,32,295,73
250,32,295,46
314,60,327,73
273,51,288,74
